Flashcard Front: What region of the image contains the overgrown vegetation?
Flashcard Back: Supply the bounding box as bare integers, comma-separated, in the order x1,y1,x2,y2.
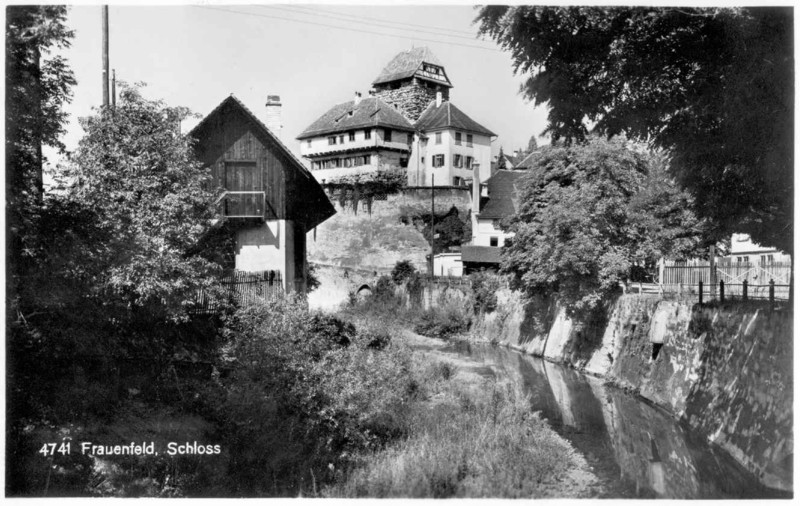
501,137,705,317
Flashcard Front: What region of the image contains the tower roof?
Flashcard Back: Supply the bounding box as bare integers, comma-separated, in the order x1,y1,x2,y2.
297,96,415,140
415,100,496,137
372,47,453,88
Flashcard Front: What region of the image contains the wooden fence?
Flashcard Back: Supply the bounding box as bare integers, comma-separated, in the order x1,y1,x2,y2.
659,262,791,301
193,270,283,314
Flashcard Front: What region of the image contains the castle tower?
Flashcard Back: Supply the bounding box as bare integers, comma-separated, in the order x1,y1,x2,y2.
371,47,452,122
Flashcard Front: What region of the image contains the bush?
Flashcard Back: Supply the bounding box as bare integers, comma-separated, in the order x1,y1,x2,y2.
470,271,502,313
391,260,417,285
196,296,417,496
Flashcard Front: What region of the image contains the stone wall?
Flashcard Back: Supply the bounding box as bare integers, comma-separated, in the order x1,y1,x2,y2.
470,291,793,492
373,79,448,122
307,187,471,273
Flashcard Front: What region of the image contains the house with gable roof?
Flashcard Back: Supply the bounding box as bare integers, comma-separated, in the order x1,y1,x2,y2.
298,47,496,187
191,95,335,293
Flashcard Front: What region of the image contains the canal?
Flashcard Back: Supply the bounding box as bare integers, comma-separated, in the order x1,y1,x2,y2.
435,341,790,499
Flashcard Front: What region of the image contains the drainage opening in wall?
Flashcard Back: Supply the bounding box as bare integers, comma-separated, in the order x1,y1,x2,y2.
651,343,664,360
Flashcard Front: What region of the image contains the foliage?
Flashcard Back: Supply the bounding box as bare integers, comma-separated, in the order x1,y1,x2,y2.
391,260,417,285
373,275,397,302
53,83,223,321
496,146,507,171
526,135,538,153
470,271,503,313
306,263,322,293
476,6,793,253
323,168,407,214
501,138,704,315
6,5,76,303
202,297,418,495
413,290,472,339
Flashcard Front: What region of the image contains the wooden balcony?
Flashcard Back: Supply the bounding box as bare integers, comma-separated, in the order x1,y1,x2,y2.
220,191,267,219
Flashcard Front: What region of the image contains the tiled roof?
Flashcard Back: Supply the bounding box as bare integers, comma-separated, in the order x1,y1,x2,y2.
514,150,542,169
478,170,526,220
415,100,496,137
297,97,414,140
372,47,452,87
461,245,501,264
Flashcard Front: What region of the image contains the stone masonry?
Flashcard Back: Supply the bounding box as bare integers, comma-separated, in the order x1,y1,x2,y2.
373,78,450,123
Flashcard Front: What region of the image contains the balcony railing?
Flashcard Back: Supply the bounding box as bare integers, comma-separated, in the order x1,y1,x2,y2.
220,191,266,219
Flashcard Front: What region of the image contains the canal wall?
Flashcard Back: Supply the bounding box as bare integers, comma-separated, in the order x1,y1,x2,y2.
471,291,793,492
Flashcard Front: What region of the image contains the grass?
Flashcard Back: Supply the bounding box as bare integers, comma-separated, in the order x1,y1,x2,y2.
326,367,589,498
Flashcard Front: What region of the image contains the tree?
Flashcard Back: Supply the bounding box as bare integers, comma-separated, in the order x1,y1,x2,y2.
500,138,704,315
476,7,793,253
526,135,538,154
496,147,507,171
51,84,223,321
6,6,76,303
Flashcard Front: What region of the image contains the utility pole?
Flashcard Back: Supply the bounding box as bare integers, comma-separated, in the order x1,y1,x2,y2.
111,69,116,108
430,174,435,281
102,5,109,107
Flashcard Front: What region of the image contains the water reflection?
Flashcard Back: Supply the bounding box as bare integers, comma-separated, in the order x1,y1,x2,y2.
445,343,787,499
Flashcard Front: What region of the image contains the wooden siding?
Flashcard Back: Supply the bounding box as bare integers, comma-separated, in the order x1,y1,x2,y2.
198,107,289,220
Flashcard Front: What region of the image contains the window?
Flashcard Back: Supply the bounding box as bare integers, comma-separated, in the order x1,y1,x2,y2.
467,134,473,147
453,176,462,186
492,219,501,229
407,133,414,144
455,132,462,145
307,139,312,148
364,129,372,140
490,237,499,247
362,155,371,165
384,128,392,142
435,132,442,144
344,157,353,168
339,135,345,144
453,154,463,168
328,136,337,145
349,131,355,142
421,156,425,165
400,157,409,168
432,154,445,167
465,156,473,169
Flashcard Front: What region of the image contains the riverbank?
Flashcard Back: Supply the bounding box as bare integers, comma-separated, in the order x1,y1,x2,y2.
469,289,793,493
325,329,601,498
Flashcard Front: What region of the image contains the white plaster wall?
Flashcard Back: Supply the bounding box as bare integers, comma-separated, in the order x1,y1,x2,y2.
433,254,464,277
300,128,412,158
473,218,514,247
234,219,295,291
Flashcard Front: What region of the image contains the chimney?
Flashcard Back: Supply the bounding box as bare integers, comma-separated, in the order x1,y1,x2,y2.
354,91,362,105
436,91,442,107
265,95,282,139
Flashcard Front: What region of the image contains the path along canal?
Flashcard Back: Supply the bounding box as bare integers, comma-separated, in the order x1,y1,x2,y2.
418,338,790,499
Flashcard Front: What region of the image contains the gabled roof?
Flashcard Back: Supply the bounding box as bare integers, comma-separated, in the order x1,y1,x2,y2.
514,150,542,169
297,97,414,140
190,95,335,229
372,47,452,88
478,170,526,220
415,100,496,137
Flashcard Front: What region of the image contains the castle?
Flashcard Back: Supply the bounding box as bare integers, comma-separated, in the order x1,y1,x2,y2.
297,47,496,186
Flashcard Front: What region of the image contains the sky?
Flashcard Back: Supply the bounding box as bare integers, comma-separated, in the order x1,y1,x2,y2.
48,4,550,172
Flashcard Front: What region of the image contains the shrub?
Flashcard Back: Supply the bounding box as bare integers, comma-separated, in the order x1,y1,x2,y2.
197,296,417,496
391,260,417,285
470,271,502,313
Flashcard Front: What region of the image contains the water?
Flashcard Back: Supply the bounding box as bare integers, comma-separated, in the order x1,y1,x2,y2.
437,341,791,499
